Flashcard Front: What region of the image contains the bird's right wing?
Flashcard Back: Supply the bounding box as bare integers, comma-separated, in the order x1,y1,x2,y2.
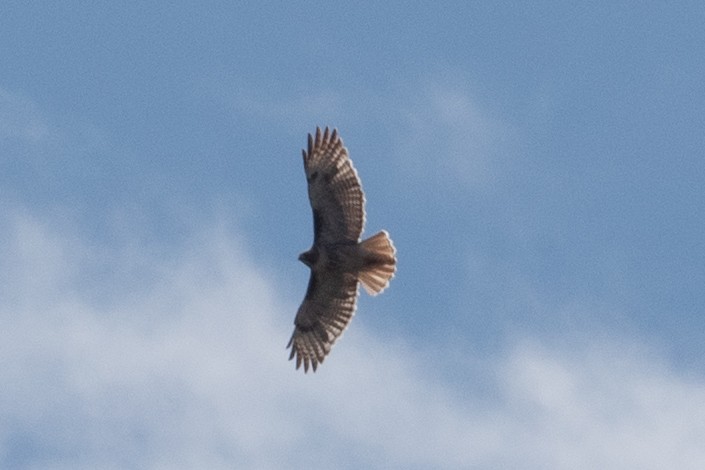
303,127,366,245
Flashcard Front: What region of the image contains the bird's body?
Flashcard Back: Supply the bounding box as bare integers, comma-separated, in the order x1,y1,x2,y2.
287,127,396,372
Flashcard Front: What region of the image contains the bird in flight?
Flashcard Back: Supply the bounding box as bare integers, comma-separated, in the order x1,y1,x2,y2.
287,127,397,372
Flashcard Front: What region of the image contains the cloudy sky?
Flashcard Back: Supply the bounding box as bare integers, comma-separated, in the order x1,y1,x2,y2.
2,2,705,468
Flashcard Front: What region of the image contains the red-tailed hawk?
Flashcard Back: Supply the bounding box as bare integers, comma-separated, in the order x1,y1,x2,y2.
287,127,397,372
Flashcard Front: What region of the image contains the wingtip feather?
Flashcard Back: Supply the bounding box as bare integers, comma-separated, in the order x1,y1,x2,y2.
315,127,323,147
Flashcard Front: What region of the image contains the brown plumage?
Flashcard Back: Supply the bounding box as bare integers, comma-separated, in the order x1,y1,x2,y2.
287,127,397,372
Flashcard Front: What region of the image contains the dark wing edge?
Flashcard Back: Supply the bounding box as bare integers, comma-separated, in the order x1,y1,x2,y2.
302,127,366,244
287,270,359,373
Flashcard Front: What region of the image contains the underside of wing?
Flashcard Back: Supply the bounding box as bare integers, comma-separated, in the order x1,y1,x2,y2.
287,268,359,372
303,127,366,244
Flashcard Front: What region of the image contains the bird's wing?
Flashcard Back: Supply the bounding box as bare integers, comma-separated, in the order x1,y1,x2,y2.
287,266,359,372
303,127,365,245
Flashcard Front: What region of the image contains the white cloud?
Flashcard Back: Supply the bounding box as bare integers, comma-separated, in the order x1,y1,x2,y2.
393,82,516,190
497,340,705,469
2,209,704,469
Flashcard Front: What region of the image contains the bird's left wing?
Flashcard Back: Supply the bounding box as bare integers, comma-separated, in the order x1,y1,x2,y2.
287,266,359,372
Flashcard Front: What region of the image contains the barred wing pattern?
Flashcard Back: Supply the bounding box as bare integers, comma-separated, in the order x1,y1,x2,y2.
303,127,365,244
288,270,359,372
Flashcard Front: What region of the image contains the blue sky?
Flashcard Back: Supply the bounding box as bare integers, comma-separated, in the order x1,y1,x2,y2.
2,2,705,468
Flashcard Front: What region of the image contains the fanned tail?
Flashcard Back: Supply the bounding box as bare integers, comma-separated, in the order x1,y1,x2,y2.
358,230,397,296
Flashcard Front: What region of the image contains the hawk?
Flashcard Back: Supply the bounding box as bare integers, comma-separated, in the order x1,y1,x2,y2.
287,127,397,372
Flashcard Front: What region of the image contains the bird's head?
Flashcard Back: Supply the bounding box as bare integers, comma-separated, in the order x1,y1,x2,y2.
298,248,317,268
